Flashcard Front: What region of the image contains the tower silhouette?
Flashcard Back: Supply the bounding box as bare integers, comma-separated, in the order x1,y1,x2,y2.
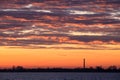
83,58,86,69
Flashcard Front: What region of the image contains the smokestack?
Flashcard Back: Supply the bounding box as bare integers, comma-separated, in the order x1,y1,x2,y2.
83,58,86,69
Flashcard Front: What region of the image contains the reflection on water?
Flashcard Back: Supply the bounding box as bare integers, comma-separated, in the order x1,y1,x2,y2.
0,72,120,80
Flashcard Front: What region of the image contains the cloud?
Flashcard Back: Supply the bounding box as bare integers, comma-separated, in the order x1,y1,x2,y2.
0,0,120,50
69,36,120,42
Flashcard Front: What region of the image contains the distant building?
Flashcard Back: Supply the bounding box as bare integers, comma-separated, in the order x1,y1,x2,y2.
83,58,86,69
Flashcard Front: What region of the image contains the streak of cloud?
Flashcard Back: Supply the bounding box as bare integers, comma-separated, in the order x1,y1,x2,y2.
0,0,120,50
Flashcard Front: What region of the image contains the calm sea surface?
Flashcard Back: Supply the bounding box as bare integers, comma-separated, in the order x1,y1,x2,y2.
0,72,119,80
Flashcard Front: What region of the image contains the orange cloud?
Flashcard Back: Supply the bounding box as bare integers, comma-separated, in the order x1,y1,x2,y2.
0,16,28,21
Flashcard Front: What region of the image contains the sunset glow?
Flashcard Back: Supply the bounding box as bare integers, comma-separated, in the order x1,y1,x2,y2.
0,0,120,68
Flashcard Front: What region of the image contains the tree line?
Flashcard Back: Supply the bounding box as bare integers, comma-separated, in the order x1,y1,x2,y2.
0,65,120,72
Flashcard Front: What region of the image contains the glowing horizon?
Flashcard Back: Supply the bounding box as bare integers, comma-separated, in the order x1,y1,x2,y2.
0,0,120,68
0,46,120,68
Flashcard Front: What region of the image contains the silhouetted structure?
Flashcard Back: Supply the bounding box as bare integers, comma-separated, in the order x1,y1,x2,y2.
83,58,86,69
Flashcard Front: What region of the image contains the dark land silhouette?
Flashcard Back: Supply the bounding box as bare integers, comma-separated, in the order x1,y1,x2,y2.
0,59,119,72
0,65,120,72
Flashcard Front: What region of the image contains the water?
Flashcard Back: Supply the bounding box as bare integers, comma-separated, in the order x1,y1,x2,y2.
0,72,119,80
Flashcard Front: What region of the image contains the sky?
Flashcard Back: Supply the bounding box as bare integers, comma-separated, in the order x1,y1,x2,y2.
0,0,120,68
